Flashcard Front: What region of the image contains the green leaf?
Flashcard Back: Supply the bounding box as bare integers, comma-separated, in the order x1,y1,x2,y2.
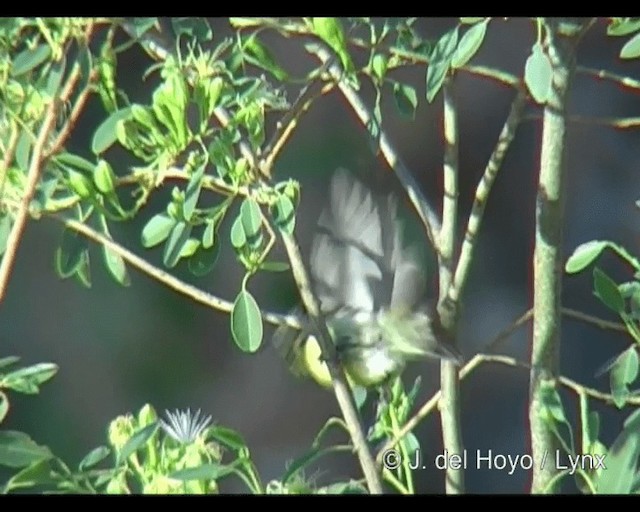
56,152,96,174
312,17,355,74
55,229,88,279
610,347,639,408
141,214,176,248
209,426,247,451
451,19,488,69
99,215,130,286
540,382,567,424
1,363,58,395
3,458,57,492
392,82,418,120
524,43,553,105
426,27,459,102
203,219,215,249
125,18,158,39
620,32,640,59
565,240,609,273
272,195,295,234
596,409,640,493
242,34,289,81
0,214,12,257
607,18,640,36
240,197,262,238
117,422,158,465
231,289,263,353
170,17,213,41
260,261,290,272
163,221,192,268
92,107,133,155
183,164,206,222
0,431,53,468
179,238,200,259
74,247,92,289
593,267,624,314
11,45,51,76
16,130,32,170
371,53,388,81
79,446,111,471
0,391,8,424
169,463,233,481
93,160,116,195
230,216,247,249
188,244,220,277
460,17,487,25
0,356,20,369
45,57,66,97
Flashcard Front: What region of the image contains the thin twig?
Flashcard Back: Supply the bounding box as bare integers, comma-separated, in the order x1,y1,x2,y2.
447,90,527,306
562,307,627,333
44,21,98,158
0,97,60,302
260,79,334,179
280,232,383,494
45,212,302,329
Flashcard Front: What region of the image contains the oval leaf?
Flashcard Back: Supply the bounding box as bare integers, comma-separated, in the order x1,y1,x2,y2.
92,107,133,155
209,426,247,451
240,198,262,237
117,422,158,464
79,446,111,471
55,229,88,279
231,289,263,353
169,462,233,481
188,244,220,277
183,164,206,221
163,221,192,268
141,214,176,248
566,240,609,273
620,32,640,59
273,195,296,234
426,27,459,103
0,431,53,468
593,267,624,314
230,216,247,249
525,43,553,105
1,363,58,395
0,391,8,424
392,82,418,120
452,19,488,69
11,45,51,76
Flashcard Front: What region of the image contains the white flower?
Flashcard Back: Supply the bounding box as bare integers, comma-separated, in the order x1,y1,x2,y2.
160,408,212,444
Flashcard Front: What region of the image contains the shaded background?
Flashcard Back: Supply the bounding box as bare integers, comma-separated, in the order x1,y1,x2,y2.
2,18,640,493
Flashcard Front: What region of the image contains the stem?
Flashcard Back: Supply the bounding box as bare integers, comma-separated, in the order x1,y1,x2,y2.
0,98,59,303
529,19,592,493
437,79,464,494
279,232,382,494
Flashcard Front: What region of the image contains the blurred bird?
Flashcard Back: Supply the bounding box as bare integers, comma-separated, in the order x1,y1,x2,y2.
274,169,462,389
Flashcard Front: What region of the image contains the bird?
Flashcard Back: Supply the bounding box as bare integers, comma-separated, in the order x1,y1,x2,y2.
274,168,462,389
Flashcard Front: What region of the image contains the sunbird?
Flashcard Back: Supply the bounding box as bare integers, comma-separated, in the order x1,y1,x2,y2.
274,169,462,389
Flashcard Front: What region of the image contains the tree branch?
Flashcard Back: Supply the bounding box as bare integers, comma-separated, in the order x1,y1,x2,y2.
0,97,60,302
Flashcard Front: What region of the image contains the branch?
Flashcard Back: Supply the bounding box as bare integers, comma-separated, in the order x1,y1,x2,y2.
43,211,302,329
446,90,527,305
529,18,591,494
437,79,464,494
279,232,383,494
0,97,60,302
260,78,335,179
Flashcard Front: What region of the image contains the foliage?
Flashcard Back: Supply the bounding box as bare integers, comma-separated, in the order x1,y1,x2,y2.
2,16,640,494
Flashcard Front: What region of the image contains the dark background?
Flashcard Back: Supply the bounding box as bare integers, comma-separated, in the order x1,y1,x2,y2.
2,18,639,493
